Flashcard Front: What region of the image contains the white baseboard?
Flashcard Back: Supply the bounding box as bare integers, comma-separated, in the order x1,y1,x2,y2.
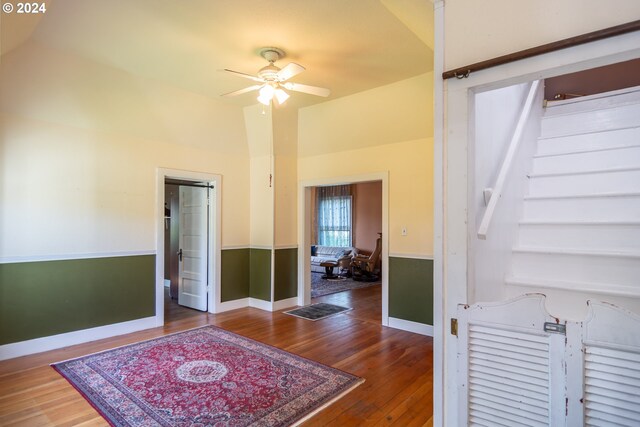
272,297,299,311
247,297,298,312
249,298,273,311
388,317,434,336
215,298,249,313
0,316,157,361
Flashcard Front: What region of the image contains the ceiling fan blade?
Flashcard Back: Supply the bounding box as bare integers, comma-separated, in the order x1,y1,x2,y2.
221,85,263,97
283,82,331,97
276,63,305,81
223,69,264,83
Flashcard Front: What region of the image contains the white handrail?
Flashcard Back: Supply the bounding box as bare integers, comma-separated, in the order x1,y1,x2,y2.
477,80,541,240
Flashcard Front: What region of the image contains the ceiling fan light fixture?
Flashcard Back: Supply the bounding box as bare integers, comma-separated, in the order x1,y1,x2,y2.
257,93,271,106
274,88,290,104
259,84,275,98
257,84,275,105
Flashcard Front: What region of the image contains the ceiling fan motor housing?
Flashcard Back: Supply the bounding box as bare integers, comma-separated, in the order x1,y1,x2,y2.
258,64,280,81
259,47,285,81
260,47,285,63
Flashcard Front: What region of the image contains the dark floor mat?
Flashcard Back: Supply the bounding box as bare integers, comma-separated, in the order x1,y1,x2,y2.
284,303,352,321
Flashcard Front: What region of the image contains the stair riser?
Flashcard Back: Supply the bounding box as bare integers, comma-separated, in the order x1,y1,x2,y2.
511,252,640,287
522,197,640,221
518,225,640,251
528,170,640,196
536,128,640,156
531,146,640,174
545,89,640,116
541,103,640,139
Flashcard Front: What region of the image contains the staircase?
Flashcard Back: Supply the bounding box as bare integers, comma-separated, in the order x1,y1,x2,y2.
506,86,640,298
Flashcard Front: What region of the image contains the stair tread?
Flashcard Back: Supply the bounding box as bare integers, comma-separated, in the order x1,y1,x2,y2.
519,220,640,226
534,143,640,159
544,85,640,109
512,246,640,258
528,165,640,179
543,100,640,119
505,276,640,297
537,125,640,142
525,191,640,200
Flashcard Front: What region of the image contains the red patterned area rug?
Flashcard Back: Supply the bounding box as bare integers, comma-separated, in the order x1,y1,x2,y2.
52,326,363,426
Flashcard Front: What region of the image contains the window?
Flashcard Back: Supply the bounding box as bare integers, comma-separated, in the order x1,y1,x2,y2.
317,185,352,247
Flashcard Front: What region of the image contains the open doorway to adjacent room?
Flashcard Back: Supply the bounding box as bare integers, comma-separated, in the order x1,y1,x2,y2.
299,173,389,325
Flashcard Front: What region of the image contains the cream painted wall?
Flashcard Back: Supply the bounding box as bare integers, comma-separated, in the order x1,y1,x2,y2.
381,0,434,50
0,42,250,258
444,0,640,70
243,104,275,248
298,72,433,256
243,104,298,248
298,73,433,157
273,107,298,247
298,138,433,256
1,42,248,155
274,155,297,247
0,112,250,257
248,155,274,248
244,104,272,158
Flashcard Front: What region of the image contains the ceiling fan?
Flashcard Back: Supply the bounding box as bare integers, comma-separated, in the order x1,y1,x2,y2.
221,47,331,106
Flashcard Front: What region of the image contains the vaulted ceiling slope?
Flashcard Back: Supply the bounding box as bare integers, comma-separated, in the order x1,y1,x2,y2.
1,0,434,108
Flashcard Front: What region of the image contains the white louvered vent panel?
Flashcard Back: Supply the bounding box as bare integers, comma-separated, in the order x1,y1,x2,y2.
584,346,640,427
468,324,550,427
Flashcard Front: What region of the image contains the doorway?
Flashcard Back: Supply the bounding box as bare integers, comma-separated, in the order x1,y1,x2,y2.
298,172,389,326
155,168,222,326
437,33,640,426
308,182,383,319
164,180,212,315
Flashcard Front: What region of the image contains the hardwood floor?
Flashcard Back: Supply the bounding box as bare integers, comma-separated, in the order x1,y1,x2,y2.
0,286,434,426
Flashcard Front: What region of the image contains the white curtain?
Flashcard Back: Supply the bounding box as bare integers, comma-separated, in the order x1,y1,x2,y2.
317,185,352,247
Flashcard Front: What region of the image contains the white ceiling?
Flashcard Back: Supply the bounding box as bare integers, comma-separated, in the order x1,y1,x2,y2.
1,0,433,108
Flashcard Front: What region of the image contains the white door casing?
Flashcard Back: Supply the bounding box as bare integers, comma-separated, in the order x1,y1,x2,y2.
178,186,208,311
297,172,389,325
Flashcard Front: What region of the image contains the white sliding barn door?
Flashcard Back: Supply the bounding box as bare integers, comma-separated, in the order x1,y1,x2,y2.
178,186,208,311
459,295,640,426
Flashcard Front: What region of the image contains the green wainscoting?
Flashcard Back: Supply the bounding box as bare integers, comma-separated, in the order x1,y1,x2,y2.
0,255,155,346
274,248,297,301
249,248,271,301
220,249,250,302
388,257,433,325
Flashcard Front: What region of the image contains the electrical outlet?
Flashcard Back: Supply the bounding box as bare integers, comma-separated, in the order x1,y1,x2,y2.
401,227,407,236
